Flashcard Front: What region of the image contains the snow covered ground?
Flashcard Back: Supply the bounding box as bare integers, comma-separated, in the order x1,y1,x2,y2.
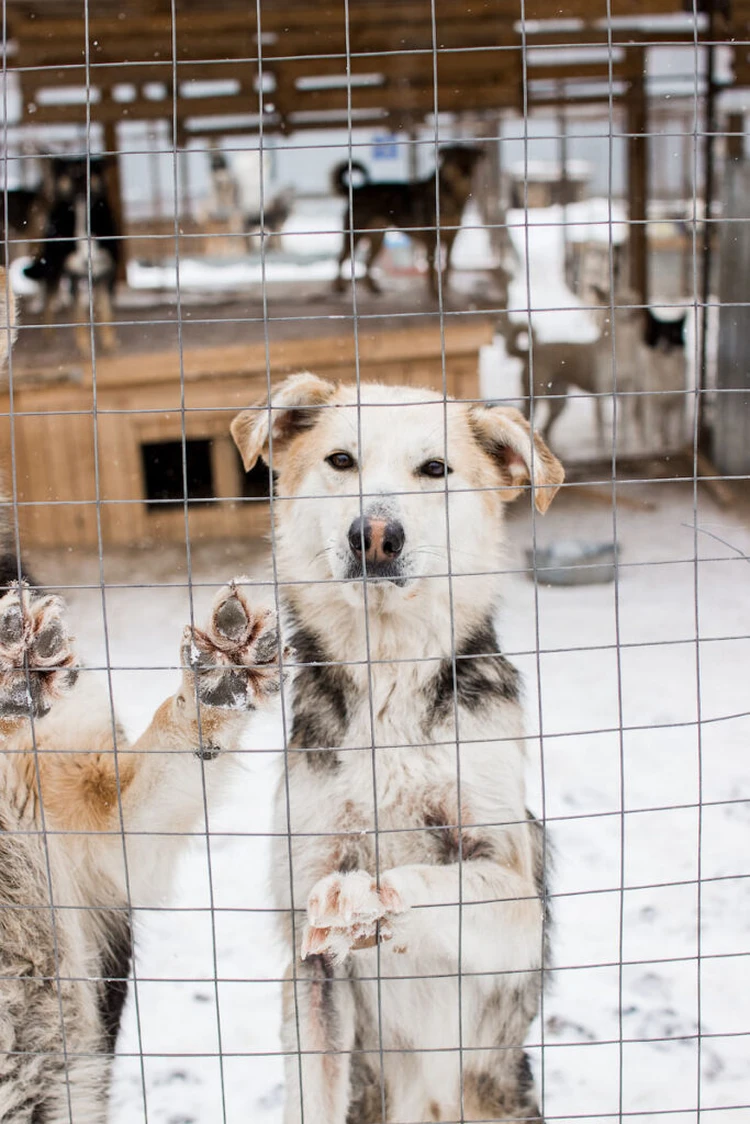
28,483,750,1124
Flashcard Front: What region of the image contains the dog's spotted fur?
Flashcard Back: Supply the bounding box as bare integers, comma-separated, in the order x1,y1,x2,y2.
426,615,521,727
232,375,564,1124
288,620,355,773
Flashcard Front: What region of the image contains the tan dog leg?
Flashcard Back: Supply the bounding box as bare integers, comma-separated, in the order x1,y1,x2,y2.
95,285,117,354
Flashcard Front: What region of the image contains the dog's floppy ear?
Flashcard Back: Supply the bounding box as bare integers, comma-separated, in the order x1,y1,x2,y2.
230,372,337,472
469,404,564,513
0,268,17,369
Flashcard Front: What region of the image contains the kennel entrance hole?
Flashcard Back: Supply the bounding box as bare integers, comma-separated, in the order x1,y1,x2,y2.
141,438,215,510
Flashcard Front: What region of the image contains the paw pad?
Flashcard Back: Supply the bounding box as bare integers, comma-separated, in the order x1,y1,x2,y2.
182,580,290,712
0,584,77,719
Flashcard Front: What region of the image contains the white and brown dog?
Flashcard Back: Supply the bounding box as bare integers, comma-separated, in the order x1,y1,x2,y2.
231,375,564,1124
0,273,286,1122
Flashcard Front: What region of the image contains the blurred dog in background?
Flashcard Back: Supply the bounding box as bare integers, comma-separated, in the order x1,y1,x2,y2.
643,307,688,449
23,157,119,355
331,144,484,295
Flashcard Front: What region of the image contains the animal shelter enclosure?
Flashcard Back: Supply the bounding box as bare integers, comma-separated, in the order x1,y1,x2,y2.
1,0,749,1122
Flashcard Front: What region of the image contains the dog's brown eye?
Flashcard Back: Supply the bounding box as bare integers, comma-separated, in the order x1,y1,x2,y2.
419,459,452,478
326,452,356,471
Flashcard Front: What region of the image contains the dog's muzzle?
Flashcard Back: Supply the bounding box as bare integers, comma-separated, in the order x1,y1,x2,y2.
346,515,406,585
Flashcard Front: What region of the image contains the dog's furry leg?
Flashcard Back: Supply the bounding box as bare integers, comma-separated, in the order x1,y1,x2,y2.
300,856,544,1123
427,240,439,297
95,283,117,354
540,384,568,448
363,229,385,294
441,229,458,292
71,277,91,358
334,222,364,294
303,857,542,970
281,954,357,1124
111,581,288,904
594,391,608,453
463,1044,543,1123
0,587,109,1124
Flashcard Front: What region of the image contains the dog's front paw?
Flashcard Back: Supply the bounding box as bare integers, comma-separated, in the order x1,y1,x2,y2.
0,583,78,719
182,580,291,712
301,870,407,962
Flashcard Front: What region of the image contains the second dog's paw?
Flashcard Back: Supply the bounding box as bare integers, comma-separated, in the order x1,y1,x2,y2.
182,580,291,712
301,870,407,962
0,583,78,718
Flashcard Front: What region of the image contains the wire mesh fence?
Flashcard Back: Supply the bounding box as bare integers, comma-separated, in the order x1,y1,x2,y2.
0,1,748,1122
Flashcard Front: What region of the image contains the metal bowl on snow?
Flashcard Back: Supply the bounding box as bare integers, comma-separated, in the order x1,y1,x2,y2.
525,540,619,585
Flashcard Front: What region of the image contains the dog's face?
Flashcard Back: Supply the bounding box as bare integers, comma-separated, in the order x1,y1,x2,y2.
50,158,108,201
440,144,483,170
436,143,483,201
232,376,563,609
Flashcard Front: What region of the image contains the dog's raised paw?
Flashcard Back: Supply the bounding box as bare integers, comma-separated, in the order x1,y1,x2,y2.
301,869,407,962
182,581,291,712
0,583,78,719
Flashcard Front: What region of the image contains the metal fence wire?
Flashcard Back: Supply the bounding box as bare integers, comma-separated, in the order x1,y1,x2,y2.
0,0,748,1122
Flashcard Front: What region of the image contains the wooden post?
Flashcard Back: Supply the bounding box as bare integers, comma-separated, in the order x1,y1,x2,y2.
696,10,718,448
177,124,191,224
473,111,503,258
681,106,692,299
103,118,127,284
712,160,750,476
626,47,648,307
726,112,745,163
408,120,419,182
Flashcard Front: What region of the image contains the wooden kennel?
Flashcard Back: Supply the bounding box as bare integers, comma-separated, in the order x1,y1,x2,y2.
0,319,492,549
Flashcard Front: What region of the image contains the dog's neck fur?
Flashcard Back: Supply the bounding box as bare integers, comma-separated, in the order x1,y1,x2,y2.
283,565,501,690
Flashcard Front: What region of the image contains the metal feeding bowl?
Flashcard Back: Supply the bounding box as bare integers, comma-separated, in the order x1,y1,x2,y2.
525,540,620,586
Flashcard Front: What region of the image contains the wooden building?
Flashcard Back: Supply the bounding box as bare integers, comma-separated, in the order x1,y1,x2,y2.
2,0,748,545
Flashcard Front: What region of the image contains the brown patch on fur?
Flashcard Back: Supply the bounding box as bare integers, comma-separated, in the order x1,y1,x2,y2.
469,404,564,513
39,752,136,833
423,796,497,866
327,800,374,875
0,714,22,739
230,373,337,474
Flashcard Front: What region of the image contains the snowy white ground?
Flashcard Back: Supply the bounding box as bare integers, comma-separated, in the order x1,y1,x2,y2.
28,483,750,1124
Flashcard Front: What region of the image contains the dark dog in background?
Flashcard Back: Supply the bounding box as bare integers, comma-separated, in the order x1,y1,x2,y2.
643,307,688,449
23,157,119,354
331,144,483,295
644,308,686,353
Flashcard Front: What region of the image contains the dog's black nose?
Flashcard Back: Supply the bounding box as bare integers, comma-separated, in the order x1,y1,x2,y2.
381,520,405,558
348,517,405,563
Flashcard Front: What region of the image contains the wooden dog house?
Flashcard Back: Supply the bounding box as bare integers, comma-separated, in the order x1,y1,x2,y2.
1,318,493,548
